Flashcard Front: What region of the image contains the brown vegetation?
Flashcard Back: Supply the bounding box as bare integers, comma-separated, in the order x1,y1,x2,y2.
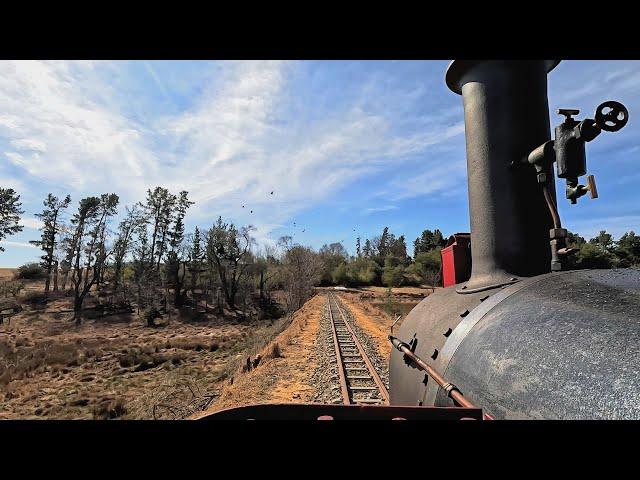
0,274,290,419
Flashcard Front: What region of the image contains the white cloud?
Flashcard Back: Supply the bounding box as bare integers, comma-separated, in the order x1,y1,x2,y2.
20,217,44,230
363,205,398,214
0,60,469,248
0,240,37,249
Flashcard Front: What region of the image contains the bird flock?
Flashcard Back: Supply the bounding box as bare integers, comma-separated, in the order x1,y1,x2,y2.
240,189,359,246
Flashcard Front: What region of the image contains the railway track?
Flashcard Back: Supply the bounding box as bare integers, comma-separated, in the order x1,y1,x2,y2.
326,293,389,405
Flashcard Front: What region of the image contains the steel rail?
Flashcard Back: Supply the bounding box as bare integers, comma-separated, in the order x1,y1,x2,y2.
331,294,390,404
327,295,351,405
389,335,494,420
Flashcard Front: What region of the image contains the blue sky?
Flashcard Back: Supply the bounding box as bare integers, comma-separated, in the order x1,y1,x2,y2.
0,60,638,267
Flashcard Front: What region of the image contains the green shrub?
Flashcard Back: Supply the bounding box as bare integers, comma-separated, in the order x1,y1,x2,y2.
15,263,46,280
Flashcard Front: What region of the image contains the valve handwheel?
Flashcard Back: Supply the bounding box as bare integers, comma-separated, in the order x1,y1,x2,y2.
595,100,629,132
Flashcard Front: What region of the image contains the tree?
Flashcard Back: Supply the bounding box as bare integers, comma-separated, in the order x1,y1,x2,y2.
589,230,614,253
279,244,323,312
414,229,447,257
111,205,144,294
363,239,373,258
411,250,442,290
132,225,156,321
389,235,408,263
319,242,349,285
345,258,381,286
356,236,361,258
188,227,204,298
378,227,391,258
140,187,177,272
615,231,640,267
382,256,405,288
575,242,616,269
0,188,24,252
68,194,119,324
205,216,254,310
30,194,71,294
165,191,193,307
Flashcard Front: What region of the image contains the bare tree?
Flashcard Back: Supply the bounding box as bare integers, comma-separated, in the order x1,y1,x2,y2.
205,216,254,310
278,238,323,313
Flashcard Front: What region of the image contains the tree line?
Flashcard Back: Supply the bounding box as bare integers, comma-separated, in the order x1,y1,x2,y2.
0,187,324,325
317,225,640,289
1,186,639,321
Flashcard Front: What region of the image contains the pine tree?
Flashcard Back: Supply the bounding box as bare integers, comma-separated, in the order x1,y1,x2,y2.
30,194,71,294
68,194,119,324
0,188,24,252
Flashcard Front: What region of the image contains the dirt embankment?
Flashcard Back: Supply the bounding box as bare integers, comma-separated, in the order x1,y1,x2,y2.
196,294,324,417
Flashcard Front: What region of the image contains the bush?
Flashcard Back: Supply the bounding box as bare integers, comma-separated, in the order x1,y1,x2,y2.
22,291,49,306
142,306,161,327
15,263,46,280
0,281,24,297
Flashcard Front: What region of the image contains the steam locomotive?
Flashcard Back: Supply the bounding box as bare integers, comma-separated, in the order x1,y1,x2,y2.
206,60,639,420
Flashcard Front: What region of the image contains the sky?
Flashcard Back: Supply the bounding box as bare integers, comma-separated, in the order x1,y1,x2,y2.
0,60,639,267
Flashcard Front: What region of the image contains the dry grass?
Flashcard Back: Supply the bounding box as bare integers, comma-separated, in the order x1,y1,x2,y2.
0,277,289,419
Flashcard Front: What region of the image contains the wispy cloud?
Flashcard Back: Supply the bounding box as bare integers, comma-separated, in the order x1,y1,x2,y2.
0,240,37,249
363,205,398,215
8,59,636,266
20,217,43,230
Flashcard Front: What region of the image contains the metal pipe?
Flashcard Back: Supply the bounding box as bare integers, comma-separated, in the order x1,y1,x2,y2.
389,335,494,419
542,184,561,229
446,60,560,293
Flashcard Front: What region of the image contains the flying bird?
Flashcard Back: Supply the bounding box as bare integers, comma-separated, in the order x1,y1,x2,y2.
250,210,253,214
242,205,245,208
270,191,274,195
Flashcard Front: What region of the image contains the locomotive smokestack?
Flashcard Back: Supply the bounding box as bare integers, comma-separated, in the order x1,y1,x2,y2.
446,60,560,292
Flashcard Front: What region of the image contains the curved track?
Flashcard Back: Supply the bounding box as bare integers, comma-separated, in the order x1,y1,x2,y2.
326,293,389,405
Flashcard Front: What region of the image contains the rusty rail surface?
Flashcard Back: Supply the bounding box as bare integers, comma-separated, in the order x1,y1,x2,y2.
326,293,390,405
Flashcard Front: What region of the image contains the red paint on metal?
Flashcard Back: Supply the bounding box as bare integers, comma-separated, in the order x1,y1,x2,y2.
441,233,472,287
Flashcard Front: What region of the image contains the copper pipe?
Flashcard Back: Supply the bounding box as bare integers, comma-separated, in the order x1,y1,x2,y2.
390,335,494,420
542,184,561,229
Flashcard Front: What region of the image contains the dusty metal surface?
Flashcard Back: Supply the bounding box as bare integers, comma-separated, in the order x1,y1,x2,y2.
389,335,493,419
389,285,490,406
433,269,640,419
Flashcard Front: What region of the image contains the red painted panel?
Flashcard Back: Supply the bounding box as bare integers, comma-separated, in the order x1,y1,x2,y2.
441,233,471,287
